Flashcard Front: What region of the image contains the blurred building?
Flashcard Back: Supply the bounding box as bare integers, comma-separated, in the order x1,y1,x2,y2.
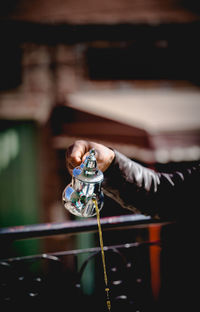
0,1,200,256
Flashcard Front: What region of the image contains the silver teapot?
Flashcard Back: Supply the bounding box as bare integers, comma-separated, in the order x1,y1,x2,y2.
62,149,104,217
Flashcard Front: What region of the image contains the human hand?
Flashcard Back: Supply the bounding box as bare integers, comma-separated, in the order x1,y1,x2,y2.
66,140,115,175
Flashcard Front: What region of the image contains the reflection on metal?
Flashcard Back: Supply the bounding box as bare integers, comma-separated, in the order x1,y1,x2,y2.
62,149,104,217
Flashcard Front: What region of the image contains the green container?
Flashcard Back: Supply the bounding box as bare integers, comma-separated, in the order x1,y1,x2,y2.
0,121,40,257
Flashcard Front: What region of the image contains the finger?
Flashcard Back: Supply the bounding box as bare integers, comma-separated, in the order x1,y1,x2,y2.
66,141,89,171
70,141,87,163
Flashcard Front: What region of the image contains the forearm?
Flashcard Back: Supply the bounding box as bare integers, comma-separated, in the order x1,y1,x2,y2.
103,150,199,220
102,150,161,217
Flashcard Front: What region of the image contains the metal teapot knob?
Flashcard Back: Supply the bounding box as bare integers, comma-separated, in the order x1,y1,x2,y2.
62,149,104,217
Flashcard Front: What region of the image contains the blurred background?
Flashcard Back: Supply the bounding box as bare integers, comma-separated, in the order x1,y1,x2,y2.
0,0,200,259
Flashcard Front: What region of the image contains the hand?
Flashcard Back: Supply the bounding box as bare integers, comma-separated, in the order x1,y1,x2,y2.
66,140,115,175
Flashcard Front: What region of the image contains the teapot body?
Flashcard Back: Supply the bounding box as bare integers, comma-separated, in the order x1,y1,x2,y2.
62,150,104,217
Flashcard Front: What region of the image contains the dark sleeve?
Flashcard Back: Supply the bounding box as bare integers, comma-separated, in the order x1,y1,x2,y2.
102,150,200,220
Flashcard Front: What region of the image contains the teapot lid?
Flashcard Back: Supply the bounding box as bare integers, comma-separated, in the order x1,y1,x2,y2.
72,149,104,183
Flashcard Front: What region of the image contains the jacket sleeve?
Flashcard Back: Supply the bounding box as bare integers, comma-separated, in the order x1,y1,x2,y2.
102,149,200,220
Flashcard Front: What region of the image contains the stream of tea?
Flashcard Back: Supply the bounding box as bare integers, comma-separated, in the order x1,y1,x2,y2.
93,198,111,311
